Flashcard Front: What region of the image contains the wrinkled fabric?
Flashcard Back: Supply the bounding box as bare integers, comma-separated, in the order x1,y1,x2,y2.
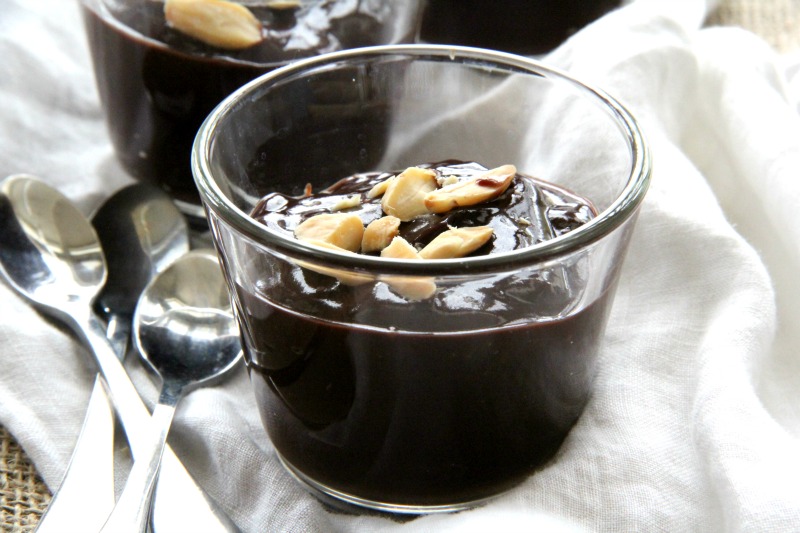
1,0,799,531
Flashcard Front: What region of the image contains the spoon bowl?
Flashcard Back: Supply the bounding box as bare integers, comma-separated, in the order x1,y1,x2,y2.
101,250,242,533
135,250,242,389
0,174,105,315
92,183,190,336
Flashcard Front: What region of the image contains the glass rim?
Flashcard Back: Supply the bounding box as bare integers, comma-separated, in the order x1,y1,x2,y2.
193,44,652,275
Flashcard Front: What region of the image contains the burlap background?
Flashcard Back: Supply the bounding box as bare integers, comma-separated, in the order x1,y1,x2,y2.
707,0,800,51
1,0,798,530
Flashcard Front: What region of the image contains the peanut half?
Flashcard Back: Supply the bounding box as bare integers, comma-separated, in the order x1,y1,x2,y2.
419,226,494,259
424,164,516,214
381,167,438,221
366,175,395,199
380,236,421,259
294,240,373,286
362,216,401,253
165,0,264,50
330,194,362,212
380,237,437,300
294,213,364,253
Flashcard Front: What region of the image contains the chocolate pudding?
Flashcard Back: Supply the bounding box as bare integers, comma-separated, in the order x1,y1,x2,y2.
80,0,423,207
232,161,612,506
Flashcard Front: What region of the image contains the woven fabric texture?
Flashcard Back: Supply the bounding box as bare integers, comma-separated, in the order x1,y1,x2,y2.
0,427,50,532
707,0,800,51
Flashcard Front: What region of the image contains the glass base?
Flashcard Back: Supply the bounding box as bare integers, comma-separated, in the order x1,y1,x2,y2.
277,452,498,515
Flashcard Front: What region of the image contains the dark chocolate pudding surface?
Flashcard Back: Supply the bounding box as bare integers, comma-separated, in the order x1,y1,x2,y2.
232,161,612,506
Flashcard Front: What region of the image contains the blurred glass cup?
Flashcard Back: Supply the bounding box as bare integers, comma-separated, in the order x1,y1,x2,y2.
79,0,425,220
421,0,622,55
193,45,650,513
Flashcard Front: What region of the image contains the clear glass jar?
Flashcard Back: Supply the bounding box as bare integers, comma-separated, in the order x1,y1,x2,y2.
193,45,651,513
79,0,426,220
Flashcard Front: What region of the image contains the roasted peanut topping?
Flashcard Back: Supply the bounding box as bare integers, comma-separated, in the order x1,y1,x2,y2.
380,167,438,221
330,194,362,212
294,213,364,252
380,238,437,300
380,236,421,259
424,164,516,213
255,162,574,299
366,176,395,199
251,160,599,300
164,0,264,50
362,216,401,253
419,226,495,259
292,165,517,266
294,240,373,286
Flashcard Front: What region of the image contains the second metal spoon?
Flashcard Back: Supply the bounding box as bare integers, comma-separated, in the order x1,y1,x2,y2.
92,182,190,355
100,250,243,533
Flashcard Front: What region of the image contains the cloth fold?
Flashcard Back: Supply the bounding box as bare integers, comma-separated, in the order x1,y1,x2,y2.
1,0,799,531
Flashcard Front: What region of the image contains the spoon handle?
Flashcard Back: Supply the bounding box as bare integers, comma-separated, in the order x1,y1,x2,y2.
101,394,178,533
104,313,132,359
34,375,116,533
69,308,239,533
36,312,131,533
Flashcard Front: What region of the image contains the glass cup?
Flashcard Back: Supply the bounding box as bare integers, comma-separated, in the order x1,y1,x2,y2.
79,0,425,221
193,45,651,513
420,0,622,56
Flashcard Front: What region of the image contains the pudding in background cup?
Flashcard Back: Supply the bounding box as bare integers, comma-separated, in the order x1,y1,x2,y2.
79,0,425,220
192,45,651,513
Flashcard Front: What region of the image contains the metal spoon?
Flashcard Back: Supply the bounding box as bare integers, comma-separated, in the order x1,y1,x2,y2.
36,183,190,531
100,250,243,533
0,175,238,533
92,183,190,356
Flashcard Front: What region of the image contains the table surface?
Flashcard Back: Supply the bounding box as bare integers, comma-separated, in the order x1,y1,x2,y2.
1,0,799,530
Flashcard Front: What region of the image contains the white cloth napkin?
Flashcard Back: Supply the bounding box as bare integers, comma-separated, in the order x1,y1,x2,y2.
2,0,800,531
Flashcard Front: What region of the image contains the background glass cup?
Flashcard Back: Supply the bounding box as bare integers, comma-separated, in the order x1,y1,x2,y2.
420,0,622,55
193,45,651,513
79,0,425,221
